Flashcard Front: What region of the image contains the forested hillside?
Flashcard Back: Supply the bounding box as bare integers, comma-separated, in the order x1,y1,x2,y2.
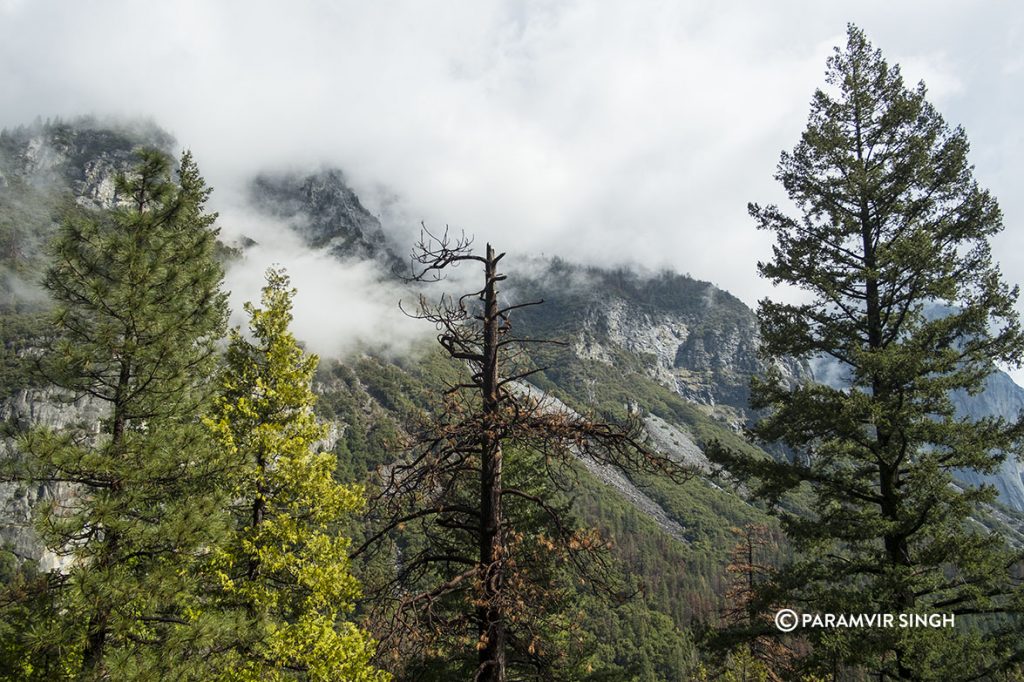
1,26,1024,680
0,117,785,680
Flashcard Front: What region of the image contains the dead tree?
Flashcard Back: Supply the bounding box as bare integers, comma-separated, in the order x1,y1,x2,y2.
356,228,690,681
719,524,793,681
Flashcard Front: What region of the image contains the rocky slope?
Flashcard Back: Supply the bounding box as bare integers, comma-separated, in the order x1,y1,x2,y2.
249,169,401,269
3,116,1024,582
0,388,105,571
951,371,1024,511
509,260,807,427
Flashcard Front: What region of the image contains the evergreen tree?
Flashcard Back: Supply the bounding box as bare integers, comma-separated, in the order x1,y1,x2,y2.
711,25,1024,679
203,268,387,682
9,149,230,678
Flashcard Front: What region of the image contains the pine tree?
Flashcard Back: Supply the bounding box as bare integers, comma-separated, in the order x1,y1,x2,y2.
710,25,1024,679
203,268,387,682
10,149,230,678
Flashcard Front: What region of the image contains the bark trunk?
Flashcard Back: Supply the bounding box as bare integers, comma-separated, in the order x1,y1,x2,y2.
477,243,506,682
81,359,131,678
854,84,913,680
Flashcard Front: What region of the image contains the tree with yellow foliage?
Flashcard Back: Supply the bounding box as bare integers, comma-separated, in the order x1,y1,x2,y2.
204,268,388,681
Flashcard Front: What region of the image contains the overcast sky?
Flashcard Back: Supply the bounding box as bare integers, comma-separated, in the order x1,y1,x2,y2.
2,1,1023,365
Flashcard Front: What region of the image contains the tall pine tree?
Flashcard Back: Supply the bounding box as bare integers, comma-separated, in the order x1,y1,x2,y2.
12,149,230,678
203,268,387,682
711,25,1024,679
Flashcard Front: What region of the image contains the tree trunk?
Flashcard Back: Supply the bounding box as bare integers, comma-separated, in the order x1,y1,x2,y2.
249,450,267,581
81,359,130,678
477,243,506,682
854,98,914,680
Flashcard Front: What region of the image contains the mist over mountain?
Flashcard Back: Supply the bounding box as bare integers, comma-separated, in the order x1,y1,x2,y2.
2,116,1024,678
249,168,400,267
4,117,1023,511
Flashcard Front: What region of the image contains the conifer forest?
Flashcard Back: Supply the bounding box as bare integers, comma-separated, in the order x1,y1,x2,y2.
1,8,1024,682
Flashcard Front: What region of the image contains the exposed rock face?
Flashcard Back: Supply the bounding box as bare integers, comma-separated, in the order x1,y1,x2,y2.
78,156,124,207
0,117,178,306
515,262,806,419
0,388,105,571
0,388,105,433
249,169,401,268
951,371,1024,512
585,298,689,388
0,117,174,206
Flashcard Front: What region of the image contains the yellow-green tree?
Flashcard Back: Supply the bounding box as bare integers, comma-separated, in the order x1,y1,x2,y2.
204,268,387,681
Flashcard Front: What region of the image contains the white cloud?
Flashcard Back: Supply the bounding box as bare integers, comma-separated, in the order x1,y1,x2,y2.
1,1,1022,369
895,52,964,102
215,201,432,359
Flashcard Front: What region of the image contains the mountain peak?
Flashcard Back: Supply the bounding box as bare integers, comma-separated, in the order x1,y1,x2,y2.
249,168,400,267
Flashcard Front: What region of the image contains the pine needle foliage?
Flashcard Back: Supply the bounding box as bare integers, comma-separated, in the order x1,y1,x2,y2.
710,25,1024,679
203,268,388,682
10,148,230,679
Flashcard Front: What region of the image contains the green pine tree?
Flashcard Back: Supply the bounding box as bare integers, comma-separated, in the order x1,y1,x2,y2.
203,268,387,682
710,25,1024,679
9,148,230,679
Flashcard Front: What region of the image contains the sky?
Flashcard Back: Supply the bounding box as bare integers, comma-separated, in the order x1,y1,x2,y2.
1,1,1023,368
